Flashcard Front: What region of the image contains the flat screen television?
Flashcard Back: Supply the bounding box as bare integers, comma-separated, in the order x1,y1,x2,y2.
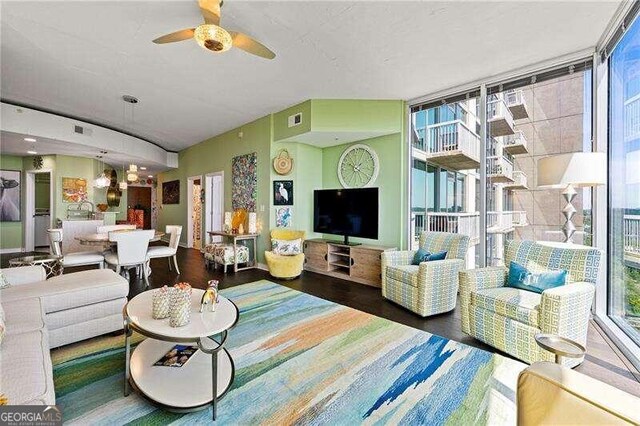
313,188,379,245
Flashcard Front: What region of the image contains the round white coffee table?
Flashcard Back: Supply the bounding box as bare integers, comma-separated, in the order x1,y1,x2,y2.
123,289,239,420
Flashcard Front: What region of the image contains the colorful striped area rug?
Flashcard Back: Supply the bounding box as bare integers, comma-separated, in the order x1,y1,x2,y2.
51,280,525,425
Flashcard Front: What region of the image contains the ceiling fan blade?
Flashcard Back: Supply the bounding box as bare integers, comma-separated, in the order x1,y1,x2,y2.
229,31,276,59
199,0,221,25
153,28,196,44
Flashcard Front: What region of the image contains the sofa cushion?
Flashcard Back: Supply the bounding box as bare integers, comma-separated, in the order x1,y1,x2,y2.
0,329,55,405
385,265,419,288
2,298,46,335
0,269,128,313
472,287,541,327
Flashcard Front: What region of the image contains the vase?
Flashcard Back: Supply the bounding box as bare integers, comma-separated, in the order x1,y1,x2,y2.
248,212,257,234
152,287,172,319
169,289,191,327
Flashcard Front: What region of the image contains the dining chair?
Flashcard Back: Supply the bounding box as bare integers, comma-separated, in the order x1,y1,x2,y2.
47,228,105,271
104,230,155,287
147,225,182,274
97,224,137,234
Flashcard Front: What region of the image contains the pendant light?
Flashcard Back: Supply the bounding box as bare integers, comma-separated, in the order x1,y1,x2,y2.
122,95,140,183
119,163,128,190
94,154,110,188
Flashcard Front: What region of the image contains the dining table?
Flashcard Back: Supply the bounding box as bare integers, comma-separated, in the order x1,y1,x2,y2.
75,230,165,247
75,229,166,279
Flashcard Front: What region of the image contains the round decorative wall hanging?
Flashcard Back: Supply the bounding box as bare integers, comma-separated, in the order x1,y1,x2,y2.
32,156,44,169
337,143,379,188
273,149,293,175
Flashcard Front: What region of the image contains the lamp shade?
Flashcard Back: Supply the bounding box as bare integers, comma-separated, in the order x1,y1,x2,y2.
537,152,606,188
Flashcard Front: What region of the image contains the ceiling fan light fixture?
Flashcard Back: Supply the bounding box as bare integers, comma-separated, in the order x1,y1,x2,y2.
194,24,232,53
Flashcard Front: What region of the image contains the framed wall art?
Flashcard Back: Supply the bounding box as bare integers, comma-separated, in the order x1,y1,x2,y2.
273,180,293,206
162,180,180,204
0,169,21,222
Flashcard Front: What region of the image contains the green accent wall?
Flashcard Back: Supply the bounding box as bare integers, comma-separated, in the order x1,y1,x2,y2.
321,131,406,248
156,115,272,263
158,99,409,262
269,141,323,237
0,155,24,250
272,100,312,142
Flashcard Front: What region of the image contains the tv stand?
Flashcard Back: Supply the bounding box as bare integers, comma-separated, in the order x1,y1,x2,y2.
338,236,361,246
303,239,396,287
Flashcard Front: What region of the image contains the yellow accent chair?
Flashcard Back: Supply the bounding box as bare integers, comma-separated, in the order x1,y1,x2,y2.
264,229,305,279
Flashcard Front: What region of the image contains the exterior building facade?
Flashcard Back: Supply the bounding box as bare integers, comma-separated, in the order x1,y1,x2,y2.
410,71,590,268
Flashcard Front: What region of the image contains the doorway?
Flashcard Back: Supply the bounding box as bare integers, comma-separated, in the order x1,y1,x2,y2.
24,169,53,252
187,176,203,249
205,172,224,246
127,186,152,229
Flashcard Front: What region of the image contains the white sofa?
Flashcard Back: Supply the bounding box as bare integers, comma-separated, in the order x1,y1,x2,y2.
0,266,128,405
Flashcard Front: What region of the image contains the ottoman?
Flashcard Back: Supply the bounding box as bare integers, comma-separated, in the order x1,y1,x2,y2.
204,243,250,273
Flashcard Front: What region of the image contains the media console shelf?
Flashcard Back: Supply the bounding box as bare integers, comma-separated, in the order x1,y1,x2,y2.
303,239,397,287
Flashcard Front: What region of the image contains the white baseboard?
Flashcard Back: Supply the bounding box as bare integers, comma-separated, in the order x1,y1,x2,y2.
0,248,24,254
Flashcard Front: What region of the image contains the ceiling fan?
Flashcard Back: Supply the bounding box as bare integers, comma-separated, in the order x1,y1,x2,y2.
152,0,275,59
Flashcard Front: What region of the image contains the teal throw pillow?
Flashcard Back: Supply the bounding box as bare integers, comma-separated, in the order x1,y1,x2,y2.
506,261,567,294
412,249,447,265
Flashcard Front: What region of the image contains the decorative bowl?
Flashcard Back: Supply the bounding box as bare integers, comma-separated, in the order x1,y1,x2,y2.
96,203,109,212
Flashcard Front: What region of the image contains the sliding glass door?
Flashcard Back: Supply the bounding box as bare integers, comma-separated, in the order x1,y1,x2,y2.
608,16,640,346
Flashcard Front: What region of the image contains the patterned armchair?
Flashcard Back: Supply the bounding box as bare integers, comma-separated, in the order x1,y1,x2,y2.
381,232,470,317
459,240,602,367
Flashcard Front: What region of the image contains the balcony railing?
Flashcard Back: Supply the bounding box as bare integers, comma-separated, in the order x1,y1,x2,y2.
488,98,516,137
487,155,514,183
505,89,530,120
502,130,529,155
511,210,528,227
487,211,514,233
624,215,640,254
504,170,528,190
418,120,481,170
411,211,480,247
624,94,640,142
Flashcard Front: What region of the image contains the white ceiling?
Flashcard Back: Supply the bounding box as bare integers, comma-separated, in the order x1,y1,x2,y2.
1,131,160,176
1,1,620,152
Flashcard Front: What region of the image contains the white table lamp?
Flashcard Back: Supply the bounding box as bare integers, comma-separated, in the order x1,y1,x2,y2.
537,152,606,243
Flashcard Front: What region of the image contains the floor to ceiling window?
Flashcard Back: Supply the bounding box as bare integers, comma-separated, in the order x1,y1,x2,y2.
410,96,480,267
608,15,640,346
484,68,594,266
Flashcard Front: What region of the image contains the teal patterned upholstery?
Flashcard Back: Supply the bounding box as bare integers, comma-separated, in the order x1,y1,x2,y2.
459,240,602,367
382,232,470,317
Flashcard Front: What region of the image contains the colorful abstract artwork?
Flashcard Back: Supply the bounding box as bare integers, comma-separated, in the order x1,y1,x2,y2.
232,152,257,211
61,177,88,203
162,180,180,204
275,206,292,227
0,169,21,222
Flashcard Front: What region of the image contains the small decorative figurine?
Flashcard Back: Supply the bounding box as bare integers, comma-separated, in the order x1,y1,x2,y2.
200,280,219,312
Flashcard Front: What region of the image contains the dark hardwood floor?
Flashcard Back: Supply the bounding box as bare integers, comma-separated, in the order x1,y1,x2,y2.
3,244,640,396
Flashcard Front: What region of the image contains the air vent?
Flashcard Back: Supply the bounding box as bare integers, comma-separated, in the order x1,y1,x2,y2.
288,113,302,128
74,125,92,136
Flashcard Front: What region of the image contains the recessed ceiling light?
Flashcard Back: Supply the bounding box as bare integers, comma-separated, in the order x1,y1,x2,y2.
140,167,147,170
148,175,153,178
24,137,37,142
27,150,37,155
